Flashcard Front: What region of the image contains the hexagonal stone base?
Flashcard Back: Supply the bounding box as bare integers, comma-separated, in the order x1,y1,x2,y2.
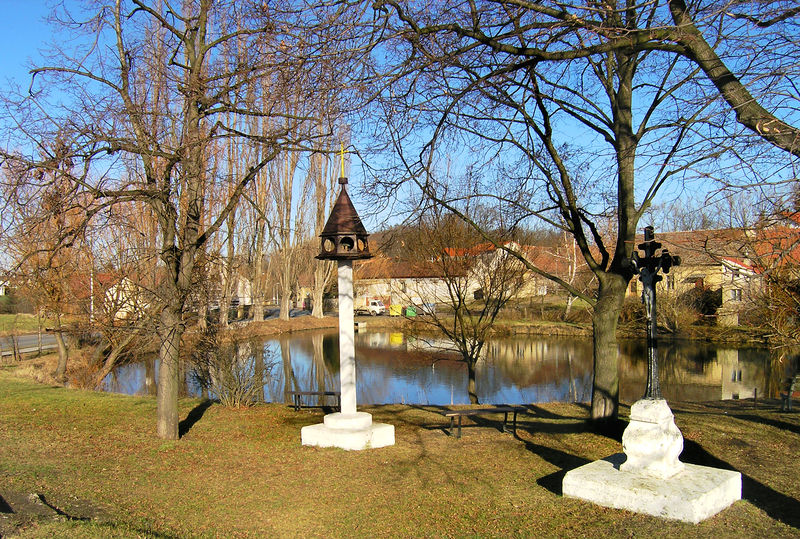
563,453,741,523
301,413,394,451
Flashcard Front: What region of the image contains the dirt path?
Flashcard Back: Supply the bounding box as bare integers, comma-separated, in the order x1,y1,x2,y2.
0,490,106,537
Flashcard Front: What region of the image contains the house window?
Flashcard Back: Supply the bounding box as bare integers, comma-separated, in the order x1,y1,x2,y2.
731,268,740,282
731,288,742,301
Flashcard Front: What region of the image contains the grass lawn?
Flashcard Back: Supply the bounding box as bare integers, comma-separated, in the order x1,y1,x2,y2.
0,314,49,337
0,370,797,538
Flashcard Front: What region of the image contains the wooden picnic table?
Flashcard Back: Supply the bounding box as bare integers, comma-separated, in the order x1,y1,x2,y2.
286,390,341,412
443,406,526,439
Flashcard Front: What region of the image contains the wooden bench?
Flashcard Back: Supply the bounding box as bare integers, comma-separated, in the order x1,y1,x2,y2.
443,406,525,439
287,391,341,412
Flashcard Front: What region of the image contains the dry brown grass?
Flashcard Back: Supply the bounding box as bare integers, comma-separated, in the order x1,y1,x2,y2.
0,368,798,538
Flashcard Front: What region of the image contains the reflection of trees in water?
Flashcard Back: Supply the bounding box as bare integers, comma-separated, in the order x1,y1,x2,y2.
617,340,773,401
765,350,800,399
335,333,597,404
354,343,466,404
104,354,197,397
261,331,341,405
309,333,339,406
280,336,299,403
105,331,775,405
260,342,283,402
144,356,156,396
188,337,278,406
253,344,265,403
481,337,593,403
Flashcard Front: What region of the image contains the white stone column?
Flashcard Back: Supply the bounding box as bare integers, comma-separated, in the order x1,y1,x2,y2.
300,259,394,450
338,260,357,415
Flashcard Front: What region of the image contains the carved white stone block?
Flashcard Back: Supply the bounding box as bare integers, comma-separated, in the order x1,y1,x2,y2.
563,398,741,522
621,398,684,479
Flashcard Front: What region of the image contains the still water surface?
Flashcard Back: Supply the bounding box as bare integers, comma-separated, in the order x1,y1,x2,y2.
103,329,785,405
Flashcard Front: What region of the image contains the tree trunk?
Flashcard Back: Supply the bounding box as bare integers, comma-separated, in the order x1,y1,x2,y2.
157,304,184,440
590,273,628,423
563,294,575,321
279,281,291,321
36,311,43,355
251,217,267,322
311,260,330,319
252,296,265,322
53,317,69,382
311,286,325,318
589,48,638,425
93,332,137,389
10,334,20,363
467,361,479,404
197,303,208,331
219,271,232,327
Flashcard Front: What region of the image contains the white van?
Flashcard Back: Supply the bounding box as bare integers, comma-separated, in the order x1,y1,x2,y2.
355,298,386,316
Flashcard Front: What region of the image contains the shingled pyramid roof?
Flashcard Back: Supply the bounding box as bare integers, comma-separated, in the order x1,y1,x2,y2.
320,179,369,237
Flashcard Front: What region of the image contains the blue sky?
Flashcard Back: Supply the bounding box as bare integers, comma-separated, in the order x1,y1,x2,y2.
0,2,52,88
0,2,772,233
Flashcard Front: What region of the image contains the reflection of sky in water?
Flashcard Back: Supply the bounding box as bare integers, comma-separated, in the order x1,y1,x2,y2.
103,361,153,396
105,330,772,405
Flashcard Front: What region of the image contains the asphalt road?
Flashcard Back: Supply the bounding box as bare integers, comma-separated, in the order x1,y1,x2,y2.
0,333,57,356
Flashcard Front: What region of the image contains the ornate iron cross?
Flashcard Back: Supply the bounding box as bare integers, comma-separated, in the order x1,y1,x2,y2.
631,226,681,399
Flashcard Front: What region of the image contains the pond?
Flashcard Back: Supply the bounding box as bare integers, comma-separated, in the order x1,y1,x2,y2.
102,329,790,405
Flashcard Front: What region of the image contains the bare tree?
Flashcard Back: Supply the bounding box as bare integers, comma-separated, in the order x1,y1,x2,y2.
3,137,87,381
242,163,273,322
269,150,312,320
309,141,340,318
1,1,371,439
399,207,526,404
738,209,800,344
370,0,800,424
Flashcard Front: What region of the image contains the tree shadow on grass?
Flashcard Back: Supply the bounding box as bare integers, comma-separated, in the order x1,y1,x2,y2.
406,404,471,436
681,439,800,530
179,399,214,438
511,412,604,496
728,414,800,436
525,440,592,496
522,404,583,420
0,495,12,513
36,494,92,522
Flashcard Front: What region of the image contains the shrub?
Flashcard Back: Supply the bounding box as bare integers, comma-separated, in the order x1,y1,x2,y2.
657,294,702,333
619,297,645,325
679,287,722,316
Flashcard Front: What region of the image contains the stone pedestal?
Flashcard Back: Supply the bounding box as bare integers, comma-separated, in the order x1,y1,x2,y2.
562,398,741,523
301,412,395,451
